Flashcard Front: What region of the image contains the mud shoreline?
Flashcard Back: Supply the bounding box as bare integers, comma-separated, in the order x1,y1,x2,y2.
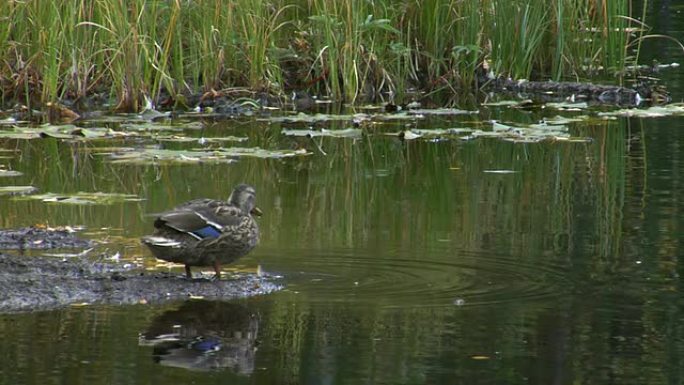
0,226,279,315
0,253,281,314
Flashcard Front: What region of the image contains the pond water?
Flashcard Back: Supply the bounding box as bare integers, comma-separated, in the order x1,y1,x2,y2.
2,14,684,385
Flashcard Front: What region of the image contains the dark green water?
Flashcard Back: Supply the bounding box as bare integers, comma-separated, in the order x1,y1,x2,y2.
1,9,684,385
1,101,683,385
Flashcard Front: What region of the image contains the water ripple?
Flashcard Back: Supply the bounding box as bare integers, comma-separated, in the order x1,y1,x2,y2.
264,247,573,308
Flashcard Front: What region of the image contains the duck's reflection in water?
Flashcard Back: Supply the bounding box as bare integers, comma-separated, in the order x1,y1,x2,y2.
139,300,259,374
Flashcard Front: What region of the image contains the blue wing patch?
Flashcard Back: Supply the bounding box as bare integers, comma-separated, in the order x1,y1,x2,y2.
191,225,222,239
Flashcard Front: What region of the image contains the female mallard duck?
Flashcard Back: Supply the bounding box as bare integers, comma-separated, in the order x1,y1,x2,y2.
142,184,261,280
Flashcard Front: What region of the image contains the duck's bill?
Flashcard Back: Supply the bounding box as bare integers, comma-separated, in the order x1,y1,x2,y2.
251,207,263,216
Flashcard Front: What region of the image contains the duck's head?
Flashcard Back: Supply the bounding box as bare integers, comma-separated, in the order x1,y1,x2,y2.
228,184,261,216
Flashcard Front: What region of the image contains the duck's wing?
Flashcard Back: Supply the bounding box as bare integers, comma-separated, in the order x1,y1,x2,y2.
199,204,246,228
155,205,246,240
155,209,221,239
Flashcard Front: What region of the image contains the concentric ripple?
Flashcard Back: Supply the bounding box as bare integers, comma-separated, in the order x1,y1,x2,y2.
262,246,573,308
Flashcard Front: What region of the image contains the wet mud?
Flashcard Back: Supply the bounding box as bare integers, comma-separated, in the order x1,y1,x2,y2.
0,227,94,250
0,253,282,313
0,224,280,314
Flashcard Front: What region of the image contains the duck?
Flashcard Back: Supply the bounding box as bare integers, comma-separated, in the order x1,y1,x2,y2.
141,184,261,280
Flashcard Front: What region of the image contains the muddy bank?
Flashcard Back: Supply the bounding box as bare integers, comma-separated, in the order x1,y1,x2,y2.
0,253,282,313
479,76,671,106
0,226,94,250
4,70,674,124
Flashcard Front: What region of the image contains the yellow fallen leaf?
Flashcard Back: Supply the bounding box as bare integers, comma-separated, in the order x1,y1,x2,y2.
471,355,491,360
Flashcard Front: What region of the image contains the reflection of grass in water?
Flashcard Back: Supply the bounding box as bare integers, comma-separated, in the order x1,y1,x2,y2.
0,117,639,266
256,120,656,385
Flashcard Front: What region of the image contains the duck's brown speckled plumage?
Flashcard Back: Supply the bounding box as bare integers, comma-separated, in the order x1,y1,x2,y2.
141,184,260,279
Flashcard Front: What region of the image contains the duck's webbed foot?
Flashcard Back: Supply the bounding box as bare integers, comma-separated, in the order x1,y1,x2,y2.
212,261,222,282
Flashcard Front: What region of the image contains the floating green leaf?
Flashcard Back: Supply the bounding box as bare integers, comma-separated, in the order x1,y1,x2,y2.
0,169,22,177
0,128,40,139
0,117,21,125
14,191,142,205
156,135,248,143
412,128,473,136
121,121,204,132
482,100,526,107
543,115,589,125
546,101,589,110
108,146,310,164
263,113,359,124
394,128,474,140
0,185,37,195
400,130,422,140
407,108,478,116
374,112,424,121
282,128,362,138
598,104,684,118
0,125,134,140
215,147,311,159
109,148,234,165
387,120,587,143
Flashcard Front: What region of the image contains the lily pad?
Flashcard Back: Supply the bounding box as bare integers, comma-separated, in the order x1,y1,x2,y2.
120,122,189,132
407,108,478,115
86,146,138,155
157,135,248,143
482,99,530,107
14,191,142,205
598,104,684,118
215,147,311,159
388,120,585,144
488,121,573,142
0,128,41,139
0,185,38,195
482,100,525,107
76,113,149,124
109,148,234,165
0,169,22,177
543,115,589,125
400,130,422,140
0,117,20,125
374,112,425,121
263,113,358,124
392,128,473,141
282,128,362,139
0,125,135,140
412,128,473,136
546,101,589,110
108,147,310,165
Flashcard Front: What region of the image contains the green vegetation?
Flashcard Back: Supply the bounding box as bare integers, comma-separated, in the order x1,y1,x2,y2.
0,0,636,111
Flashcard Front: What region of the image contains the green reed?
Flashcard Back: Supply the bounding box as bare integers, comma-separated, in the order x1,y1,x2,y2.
0,0,639,111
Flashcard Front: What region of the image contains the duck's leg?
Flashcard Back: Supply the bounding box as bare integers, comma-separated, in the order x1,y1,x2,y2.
185,265,193,279
213,261,222,281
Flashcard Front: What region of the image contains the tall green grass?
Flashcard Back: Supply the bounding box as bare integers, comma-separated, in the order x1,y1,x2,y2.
0,0,639,111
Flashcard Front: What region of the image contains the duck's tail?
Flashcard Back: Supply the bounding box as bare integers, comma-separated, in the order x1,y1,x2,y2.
141,236,182,248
